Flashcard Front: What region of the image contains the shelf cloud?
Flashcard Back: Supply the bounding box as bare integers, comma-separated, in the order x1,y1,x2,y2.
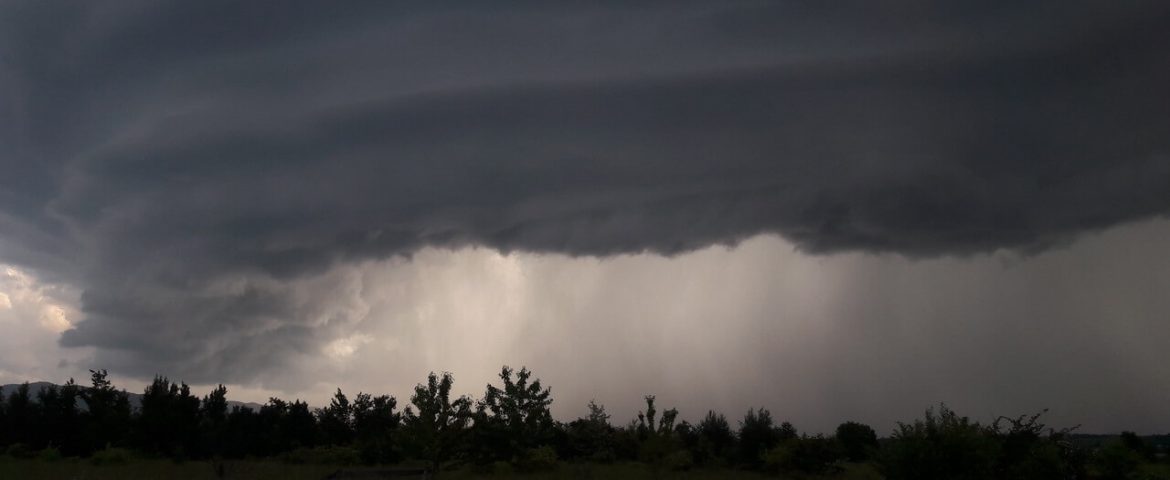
0,1,1168,413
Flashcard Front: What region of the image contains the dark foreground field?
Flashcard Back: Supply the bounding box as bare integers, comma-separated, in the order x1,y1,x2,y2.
5,457,1170,480
0,458,884,480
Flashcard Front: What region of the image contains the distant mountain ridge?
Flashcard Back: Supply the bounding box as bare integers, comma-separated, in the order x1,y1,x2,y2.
0,381,264,412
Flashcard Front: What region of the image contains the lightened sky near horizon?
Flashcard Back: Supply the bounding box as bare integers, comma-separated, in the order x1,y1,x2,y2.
3,218,1170,434
1,1,1170,435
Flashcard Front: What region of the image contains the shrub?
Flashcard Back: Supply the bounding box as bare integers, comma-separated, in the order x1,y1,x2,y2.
764,436,841,475
663,449,694,471
5,443,35,459
1093,440,1143,480
37,447,64,462
836,421,879,462
992,410,1084,480
516,445,559,472
879,404,999,480
90,447,133,465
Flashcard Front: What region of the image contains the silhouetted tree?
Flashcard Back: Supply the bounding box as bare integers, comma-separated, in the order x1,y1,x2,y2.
564,400,616,462
0,385,6,448
1093,439,1143,480
738,407,780,468
0,366,1135,478
80,369,132,453
4,383,34,448
137,376,201,457
633,395,686,469
36,380,82,455
402,372,472,474
352,392,401,464
691,410,736,466
222,405,261,458
252,397,317,455
1119,431,1152,459
317,389,355,446
471,366,555,465
200,384,229,456
286,399,319,450
836,421,879,462
989,409,1085,480
880,404,999,480
764,434,842,475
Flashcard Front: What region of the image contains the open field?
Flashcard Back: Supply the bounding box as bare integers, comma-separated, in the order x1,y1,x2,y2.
0,458,883,480
4,456,1170,479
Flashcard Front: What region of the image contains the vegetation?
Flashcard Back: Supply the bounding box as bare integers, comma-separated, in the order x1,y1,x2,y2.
1,368,1168,479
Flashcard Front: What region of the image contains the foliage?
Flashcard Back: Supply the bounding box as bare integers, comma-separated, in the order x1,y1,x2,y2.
0,366,1158,479
5,443,35,459
36,447,63,462
515,445,559,472
1093,440,1144,480
138,376,201,457
737,407,792,469
89,447,134,465
990,409,1085,480
693,410,736,466
881,404,1087,480
316,389,354,446
564,400,616,462
880,404,1000,480
402,371,472,471
351,392,401,464
764,435,842,475
836,421,879,462
470,366,555,466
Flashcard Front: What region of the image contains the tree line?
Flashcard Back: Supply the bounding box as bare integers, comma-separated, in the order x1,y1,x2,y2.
0,366,1165,479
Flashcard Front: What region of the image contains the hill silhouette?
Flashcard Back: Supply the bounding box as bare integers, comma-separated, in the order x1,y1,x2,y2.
0,381,263,412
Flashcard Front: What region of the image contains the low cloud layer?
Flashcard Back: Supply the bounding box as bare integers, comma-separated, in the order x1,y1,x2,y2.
0,2,1168,390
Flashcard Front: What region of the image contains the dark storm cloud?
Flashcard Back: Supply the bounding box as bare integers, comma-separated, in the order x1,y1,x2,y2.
0,1,1168,381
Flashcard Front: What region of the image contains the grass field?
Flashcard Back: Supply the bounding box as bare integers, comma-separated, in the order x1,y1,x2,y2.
0,458,884,480
5,458,1166,480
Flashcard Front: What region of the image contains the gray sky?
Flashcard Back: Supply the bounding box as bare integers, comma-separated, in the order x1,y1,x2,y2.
1,1,1169,434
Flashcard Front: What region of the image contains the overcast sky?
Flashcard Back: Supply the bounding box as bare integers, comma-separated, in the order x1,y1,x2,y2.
1,1,1169,434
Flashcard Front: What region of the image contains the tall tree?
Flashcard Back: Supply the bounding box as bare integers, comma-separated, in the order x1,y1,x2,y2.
565,400,616,461
473,366,555,463
0,384,6,448
81,369,132,453
352,392,401,464
694,410,736,465
630,395,683,468
285,399,319,450
4,383,34,447
402,372,472,474
317,388,355,446
138,376,201,457
738,407,780,468
836,421,878,462
35,381,82,454
200,384,229,456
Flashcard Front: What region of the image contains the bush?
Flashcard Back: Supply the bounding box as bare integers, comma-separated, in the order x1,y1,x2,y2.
516,445,559,472
37,447,64,462
764,436,841,475
879,404,1000,480
992,410,1084,480
1093,440,1143,480
5,443,35,459
663,449,694,471
90,447,134,465
836,421,879,462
